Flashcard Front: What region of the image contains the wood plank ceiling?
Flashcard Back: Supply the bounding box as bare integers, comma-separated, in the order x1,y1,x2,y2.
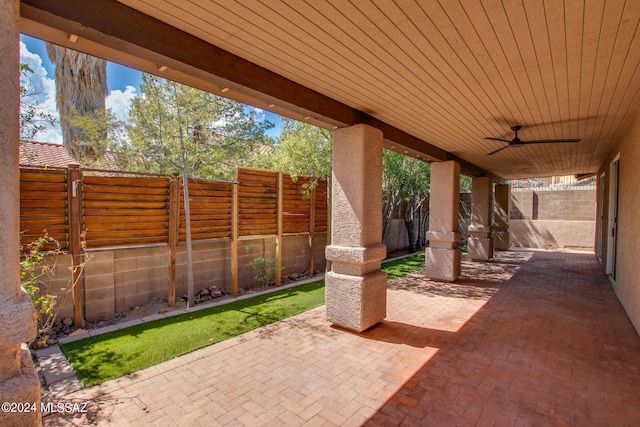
25,0,640,179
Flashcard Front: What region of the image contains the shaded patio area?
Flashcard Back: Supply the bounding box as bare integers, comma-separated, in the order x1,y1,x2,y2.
44,249,640,426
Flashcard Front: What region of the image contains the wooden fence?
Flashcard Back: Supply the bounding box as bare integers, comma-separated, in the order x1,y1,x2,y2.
19,165,328,324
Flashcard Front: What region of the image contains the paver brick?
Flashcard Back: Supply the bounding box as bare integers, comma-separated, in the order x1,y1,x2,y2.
40,249,640,427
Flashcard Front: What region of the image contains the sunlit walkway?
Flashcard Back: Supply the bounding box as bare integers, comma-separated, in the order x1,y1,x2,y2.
43,249,640,426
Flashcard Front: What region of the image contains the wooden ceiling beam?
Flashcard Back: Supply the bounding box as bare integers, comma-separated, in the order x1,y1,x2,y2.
20,0,497,179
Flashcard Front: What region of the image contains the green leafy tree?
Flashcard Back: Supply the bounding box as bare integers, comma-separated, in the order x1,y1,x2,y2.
126,74,273,180
460,174,472,193
126,74,272,306
266,118,332,184
19,63,56,140
63,108,127,169
382,150,431,252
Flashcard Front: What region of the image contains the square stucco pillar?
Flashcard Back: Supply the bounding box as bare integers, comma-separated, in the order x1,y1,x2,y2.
493,184,510,250
425,161,461,281
325,124,387,332
468,177,494,261
0,0,41,425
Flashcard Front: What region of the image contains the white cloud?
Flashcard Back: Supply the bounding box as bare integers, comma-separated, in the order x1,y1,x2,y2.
106,85,137,121
20,41,62,143
19,44,140,143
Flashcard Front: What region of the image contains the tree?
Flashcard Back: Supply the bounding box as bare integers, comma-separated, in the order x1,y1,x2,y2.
126,74,273,180
126,74,273,306
460,174,472,193
382,150,430,252
46,44,107,160
62,108,127,169
19,63,56,140
265,118,332,184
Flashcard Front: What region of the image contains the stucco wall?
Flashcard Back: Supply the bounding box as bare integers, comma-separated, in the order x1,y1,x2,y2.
599,112,640,335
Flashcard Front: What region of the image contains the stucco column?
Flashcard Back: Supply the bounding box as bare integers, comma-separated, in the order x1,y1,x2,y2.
493,184,510,250
325,124,386,332
0,1,41,425
425,161,461,281
468,177,494,260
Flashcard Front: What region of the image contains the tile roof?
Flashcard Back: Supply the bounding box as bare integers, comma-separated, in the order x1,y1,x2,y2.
20,140,76,168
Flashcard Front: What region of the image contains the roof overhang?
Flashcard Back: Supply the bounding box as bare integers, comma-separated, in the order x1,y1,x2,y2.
19,0,640,181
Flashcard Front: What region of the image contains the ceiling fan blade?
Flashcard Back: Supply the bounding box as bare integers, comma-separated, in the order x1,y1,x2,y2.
521,138,581,144
484,137,512,143
487,146,510,156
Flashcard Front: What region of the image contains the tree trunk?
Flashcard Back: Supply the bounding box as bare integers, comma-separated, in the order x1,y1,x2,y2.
181,152,196,308
404,196,417,253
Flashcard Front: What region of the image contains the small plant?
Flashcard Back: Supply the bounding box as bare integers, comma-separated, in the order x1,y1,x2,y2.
20,231,87,344
246,242,284,289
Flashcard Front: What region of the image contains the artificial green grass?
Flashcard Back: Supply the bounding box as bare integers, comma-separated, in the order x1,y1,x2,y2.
382,252,425,280
62,281,325,387
62,252,427,387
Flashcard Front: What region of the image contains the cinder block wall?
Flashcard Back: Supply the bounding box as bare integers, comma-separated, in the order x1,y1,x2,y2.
84,251,116,322
79,233,328,321
115,246,169,312
312,233,328,274
281,234,309,275
35,253,74,322
506,189,596,249
176,240,231,297
509,220,595,249
510,190,596,221
536,190,596,220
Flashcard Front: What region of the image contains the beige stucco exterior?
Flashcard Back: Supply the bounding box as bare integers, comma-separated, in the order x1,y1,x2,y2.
0,0,41,424
597,110,640,335
325,124,387,332
468,176,494,261
425,161,461,281
493,184,510,250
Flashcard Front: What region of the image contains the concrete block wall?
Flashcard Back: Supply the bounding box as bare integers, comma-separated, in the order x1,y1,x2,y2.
509,220,595,249
84,251,115,322
115,246,169,312
282,232,327,275
37,253,74,322
510,191,534,219
312,233,328,274
237,237,273,289
51,233,329,321
176,240,231,296
282,234,312,275
456,189,596,250
510,189,596,221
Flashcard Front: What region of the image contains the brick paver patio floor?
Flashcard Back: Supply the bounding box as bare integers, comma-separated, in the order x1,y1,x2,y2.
43,249,640,426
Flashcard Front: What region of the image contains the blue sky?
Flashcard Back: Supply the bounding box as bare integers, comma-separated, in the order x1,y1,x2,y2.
20,34,283,143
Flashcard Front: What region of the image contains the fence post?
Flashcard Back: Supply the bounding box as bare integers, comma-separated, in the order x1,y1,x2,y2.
231,175,239,297
67,163,84,328
168,174,180,306
276,172,283,286
308,185,316,276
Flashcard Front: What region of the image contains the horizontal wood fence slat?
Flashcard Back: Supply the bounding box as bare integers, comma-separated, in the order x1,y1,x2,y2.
19,168,69,250
83,175,170,248
19,166,328,252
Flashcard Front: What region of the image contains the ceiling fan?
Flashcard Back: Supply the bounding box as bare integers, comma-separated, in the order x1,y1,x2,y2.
485,125,581,156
